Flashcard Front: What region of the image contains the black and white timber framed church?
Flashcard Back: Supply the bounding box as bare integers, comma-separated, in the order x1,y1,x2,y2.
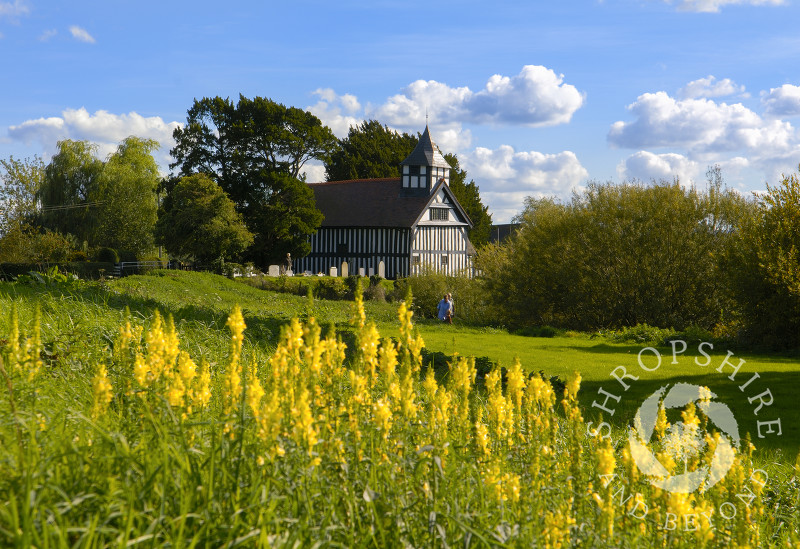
295,126,476,279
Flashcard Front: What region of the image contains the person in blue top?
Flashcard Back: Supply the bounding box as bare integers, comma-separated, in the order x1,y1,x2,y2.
437,294,453,324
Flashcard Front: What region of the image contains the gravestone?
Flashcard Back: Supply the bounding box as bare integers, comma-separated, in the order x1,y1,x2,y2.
268,265,280,277
286,270,293,277
359,267,366,277
368,268,374,277
341,262,349,277
378,261,385,279
329,266,338,277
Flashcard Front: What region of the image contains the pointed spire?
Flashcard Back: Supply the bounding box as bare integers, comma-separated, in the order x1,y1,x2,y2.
401,126,450,168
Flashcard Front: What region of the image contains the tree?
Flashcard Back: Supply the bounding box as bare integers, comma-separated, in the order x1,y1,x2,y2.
325,120,417,181
39,140,103,244
0,156,44,237
722,165,800,348
156,174,253,264
444,154,493,248
478,179,749,330
170,95,337,265
93,137,160,257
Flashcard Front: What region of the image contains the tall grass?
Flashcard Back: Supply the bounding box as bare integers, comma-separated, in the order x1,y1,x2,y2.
1,274,797,546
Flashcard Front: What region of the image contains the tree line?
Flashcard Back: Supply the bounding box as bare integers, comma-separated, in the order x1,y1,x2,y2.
0,95,493,267
476,166,800,348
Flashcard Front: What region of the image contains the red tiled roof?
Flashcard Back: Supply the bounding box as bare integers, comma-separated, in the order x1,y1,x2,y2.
309,178,433,228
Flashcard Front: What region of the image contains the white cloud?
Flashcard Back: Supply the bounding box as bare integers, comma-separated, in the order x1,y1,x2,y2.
307,88,363,138
0,0,29,18
608,91,795,157
374,65,584,129
678,76,745,99
308,88,474,152
69,25,95,44
38,29,57,41
762,84,800,117
672,0,784,13
301,161,327,184
8,107,181,169
463,145,588,222
617,151,701,183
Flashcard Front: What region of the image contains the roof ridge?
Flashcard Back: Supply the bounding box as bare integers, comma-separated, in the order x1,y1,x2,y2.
310,177,400,185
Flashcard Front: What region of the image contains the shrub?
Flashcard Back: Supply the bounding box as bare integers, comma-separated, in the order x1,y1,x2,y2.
611,323,676,345
96,247,119,264
364,282,386,302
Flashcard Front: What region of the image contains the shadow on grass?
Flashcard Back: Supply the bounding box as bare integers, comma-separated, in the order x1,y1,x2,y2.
580,371,800,456
30,281,297,351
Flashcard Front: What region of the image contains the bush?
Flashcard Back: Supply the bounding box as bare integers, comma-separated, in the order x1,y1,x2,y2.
664,325,715,347
315,277,349,300
611,323,676,345
364,282,386,302
96,247,119,264
0,262,114,281
392,270,493,325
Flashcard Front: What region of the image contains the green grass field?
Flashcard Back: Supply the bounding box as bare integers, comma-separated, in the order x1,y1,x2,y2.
4,270,796,456
1,270,798,546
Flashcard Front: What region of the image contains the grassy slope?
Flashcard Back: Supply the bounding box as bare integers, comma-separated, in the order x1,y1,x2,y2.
405,325,799,454
2,270,797,455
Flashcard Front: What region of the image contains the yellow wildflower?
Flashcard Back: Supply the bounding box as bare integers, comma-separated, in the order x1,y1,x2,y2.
91,363,113,418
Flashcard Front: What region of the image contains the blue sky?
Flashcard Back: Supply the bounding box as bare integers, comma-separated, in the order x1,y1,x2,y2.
2,0,800,222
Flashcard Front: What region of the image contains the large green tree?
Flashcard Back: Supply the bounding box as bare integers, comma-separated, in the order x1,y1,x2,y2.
39,140,103,244
93,137,160,256
170,95,335,266
0,156,44,237
325,120,417,181
443,154,493,248
325,120,493,247
36,138,161,258
722,165,800,348
156,174,253,264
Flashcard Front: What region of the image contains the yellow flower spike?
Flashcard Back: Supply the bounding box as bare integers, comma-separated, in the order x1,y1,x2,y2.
565,370,581,400
474,407,490,456
350,279,366,331
133,352,148,387
506,358,525,411
596,437,616,478
654,402,670,439
226,306,246,354
292,387,317,455
378,339,399,382
372,397,393,437
194,360,212,408
177,351,196,386
91,363,113,418
422,368,438,401
165,376,185,408
247,371,265,416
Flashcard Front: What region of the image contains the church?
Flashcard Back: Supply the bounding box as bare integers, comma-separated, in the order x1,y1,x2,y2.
295,127,475,279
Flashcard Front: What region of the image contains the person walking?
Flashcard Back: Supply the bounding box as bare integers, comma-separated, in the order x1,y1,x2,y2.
437,294,453,324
